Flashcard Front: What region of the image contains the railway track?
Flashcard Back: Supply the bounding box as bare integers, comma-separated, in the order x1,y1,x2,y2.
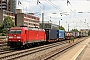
0,37,88,60
36,37,88,60
0,40,16,55
0,42,8,51
0,40,69,60
0,39,7,48
0,48,17,55
22,37,87,60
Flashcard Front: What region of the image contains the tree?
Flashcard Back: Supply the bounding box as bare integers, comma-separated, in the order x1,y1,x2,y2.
71,29,79,32
2,16,15,28
57,26,65,30
88,30,90,36
0,16,15,35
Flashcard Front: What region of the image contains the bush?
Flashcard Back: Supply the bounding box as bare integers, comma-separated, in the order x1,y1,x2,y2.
0,33,2,36
0,33,7,36
70,37,74,42
2,33,4,36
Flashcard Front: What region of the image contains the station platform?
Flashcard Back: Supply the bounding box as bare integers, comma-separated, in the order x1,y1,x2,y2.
55,37,90,60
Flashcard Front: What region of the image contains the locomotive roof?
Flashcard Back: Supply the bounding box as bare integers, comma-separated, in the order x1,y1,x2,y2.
10,27,45,31
10,27,28,30
28,27,45,31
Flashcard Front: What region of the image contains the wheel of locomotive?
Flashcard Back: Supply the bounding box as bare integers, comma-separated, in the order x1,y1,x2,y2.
29,43,32,47
24,44,29,49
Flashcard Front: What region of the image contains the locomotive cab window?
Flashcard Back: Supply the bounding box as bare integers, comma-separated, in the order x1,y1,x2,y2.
10,30,22,34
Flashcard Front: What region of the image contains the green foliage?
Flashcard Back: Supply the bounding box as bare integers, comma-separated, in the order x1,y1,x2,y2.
2,16,15,28
70,37,74,42
0,16,15,35
0,33,6,36
1,33,7,36
57,26,65,30
70,37,74,41
71,29,79,32
1,28,7,33
88,30,90,36
0,33,3,36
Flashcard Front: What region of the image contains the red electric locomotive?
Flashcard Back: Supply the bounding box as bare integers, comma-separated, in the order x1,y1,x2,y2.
8,27,46,48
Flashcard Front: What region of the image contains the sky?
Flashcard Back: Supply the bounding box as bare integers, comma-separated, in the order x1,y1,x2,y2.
16,0,90,31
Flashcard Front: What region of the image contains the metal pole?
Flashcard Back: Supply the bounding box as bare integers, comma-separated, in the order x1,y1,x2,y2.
68,24,69,32
6,22,8,40
0,0,2,10
59,20,60,27
42,13,44,29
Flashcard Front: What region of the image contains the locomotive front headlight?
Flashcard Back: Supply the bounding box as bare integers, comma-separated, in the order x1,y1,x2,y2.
9,36,13,39
17,36,21,39
18,40,20,41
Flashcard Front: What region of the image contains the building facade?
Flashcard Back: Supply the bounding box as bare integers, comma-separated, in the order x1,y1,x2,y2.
15,13,40,28
8,0,16,13
0,0,8,10
0,10,15,24
40,21,59,29
0,0,16,13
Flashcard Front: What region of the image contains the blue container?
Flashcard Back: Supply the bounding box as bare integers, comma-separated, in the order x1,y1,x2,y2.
49,29,57,39
57,30,65,38
45,29,57,40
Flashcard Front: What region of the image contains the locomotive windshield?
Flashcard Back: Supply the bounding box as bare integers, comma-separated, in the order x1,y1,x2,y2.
9,30,22,34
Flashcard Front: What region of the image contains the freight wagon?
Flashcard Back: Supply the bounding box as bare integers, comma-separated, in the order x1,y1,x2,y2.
65,32,72,40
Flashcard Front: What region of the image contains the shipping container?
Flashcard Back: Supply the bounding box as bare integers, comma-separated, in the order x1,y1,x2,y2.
57,30,65,41
45,29,57,42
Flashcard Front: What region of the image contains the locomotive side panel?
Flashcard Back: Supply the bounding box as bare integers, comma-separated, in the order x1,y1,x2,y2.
38,30,46,41
26,29,46,43
25,30,33,43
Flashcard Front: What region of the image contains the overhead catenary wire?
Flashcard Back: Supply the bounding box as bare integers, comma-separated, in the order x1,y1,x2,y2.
45,0,63,12
17,0,28,13
61,0,88,25
37,0,45,11
17,0,90,29
44,0,71,16
18,0,68,15
21,0,45,11
42,0,85,28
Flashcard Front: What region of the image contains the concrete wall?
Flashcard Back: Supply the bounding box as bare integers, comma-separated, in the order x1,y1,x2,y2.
16,9,22,13
16,13,24,26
